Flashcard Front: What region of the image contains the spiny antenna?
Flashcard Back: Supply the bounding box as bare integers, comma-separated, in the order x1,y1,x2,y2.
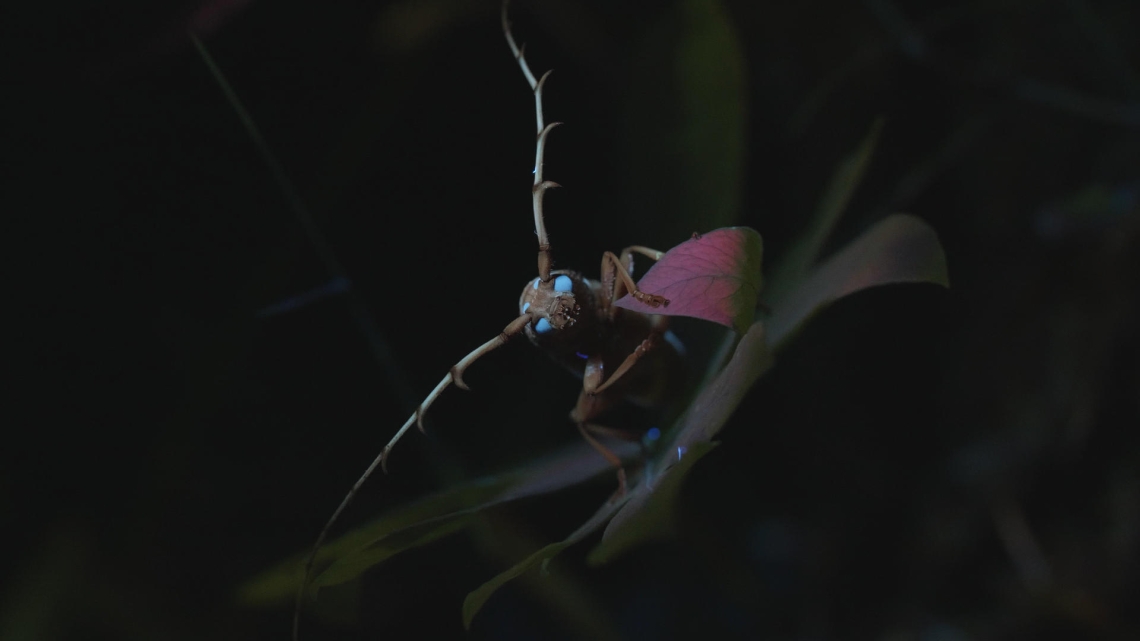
291,7,555,637
503,0,561,282
290,314,532,640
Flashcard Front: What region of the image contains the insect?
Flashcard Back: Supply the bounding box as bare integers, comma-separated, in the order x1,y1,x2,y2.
295,1,687,636
374,0,689,487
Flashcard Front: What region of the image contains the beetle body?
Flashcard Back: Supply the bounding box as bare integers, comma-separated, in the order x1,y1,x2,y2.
518,270,685,416
295,5,684,638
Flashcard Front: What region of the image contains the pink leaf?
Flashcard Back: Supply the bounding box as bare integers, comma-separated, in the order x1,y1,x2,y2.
613,227,763,334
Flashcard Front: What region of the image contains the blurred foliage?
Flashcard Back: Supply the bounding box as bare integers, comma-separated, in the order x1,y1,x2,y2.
239,440,640,606
623,0,748,247
8,0,1139,640
245,206,943,628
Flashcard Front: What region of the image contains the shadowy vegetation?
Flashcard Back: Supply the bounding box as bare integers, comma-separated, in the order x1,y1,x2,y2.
8,0,1137,639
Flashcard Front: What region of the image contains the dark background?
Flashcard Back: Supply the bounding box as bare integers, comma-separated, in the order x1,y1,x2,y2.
8,0,1138,639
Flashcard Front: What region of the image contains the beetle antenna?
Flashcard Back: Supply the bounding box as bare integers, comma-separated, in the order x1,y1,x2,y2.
503,0,560,281
293,5,559,638
292,312,532,640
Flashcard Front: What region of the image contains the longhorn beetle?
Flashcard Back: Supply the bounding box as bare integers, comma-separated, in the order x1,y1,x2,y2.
296,1,687,635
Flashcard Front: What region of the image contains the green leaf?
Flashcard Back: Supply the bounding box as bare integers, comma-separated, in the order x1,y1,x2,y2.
592,322,773,556
462,494,630,630
766,214,949,348
311,515,475,590
624,0,747,245
591,214,948,560
671,324,776,451
588,441,718,565
767,120,883,302
236,440,637,607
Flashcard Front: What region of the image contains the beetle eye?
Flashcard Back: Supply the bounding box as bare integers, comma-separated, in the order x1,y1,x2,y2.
554,275,573,293
534,317,553,334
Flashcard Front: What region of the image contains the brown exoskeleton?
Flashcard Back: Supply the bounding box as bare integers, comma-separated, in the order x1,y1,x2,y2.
295,2,685,637
371,0,688,492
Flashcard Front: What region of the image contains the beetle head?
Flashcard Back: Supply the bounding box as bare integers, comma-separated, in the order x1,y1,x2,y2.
518,272,580,336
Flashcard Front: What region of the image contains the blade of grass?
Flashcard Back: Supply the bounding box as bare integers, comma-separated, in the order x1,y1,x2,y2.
237,440,637,606
766,120,883,302
190,34,415,408
462,492,631,630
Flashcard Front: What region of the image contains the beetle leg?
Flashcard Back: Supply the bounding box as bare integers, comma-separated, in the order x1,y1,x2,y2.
600,248,668,319
620,245,665,271
572,355,619,420
581,422,640,442
576,422,629,497
569,362,627,494
591,328,668,396
579,311,670,399
614,245,665,302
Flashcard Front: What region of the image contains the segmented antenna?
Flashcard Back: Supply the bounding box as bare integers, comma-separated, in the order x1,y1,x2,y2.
503,0,561,282
292,3,553,639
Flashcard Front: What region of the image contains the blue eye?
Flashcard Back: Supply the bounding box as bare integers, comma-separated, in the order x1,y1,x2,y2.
534,318,553,334
554,275,573,292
